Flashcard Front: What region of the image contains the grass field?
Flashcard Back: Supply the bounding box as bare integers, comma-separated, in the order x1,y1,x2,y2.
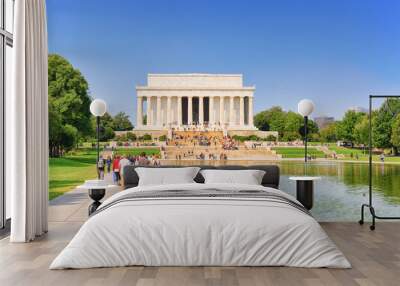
327,145,400,162
49,149,97,200
49,147,161,200
272,147,325,158
113,148,160,157
328,145,366,156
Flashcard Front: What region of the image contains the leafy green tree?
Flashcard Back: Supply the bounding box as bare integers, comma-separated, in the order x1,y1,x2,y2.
254,111,270,131
48,54,92,156
113,112,134,131
60,124,79,150
373,99,400,150
284,111,303,134
254,106,286,135
391,113,400,152
48,98,63,156
319,123,338,143
336,110,364,142
282,131,300,142
354,115,369,146
101,126,115,141
91,112,115,141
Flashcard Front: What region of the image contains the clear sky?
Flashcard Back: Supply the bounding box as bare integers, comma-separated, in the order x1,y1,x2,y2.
47,0,400,124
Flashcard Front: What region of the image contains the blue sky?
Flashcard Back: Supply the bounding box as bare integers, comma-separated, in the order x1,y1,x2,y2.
47,0,400,124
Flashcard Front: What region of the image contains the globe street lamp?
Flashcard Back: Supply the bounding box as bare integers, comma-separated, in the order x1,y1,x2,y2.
298,99,315,162
90,99,107,178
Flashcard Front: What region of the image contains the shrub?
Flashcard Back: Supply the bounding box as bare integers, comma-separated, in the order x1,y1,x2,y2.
265,135,277,141
126,132,137,141
142,134,152,141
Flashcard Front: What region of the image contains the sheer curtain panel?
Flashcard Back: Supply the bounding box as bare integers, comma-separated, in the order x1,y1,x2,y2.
9,0,48,242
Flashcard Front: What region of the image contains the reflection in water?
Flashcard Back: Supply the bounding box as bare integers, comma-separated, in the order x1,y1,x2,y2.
163,160,400,221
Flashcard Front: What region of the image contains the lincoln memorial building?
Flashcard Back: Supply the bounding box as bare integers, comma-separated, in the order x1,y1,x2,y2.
135,74,256,131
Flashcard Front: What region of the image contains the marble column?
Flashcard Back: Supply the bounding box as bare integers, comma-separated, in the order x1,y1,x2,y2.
209,96,214,125
248,96,254,126
199,96,204,125
156,96,162,127
167,96,172,126
137,96,143,127
229,96,235,126
178,96,182,126
146,96,152,126
188,96,193,125
239,96,244,126
219,96,224,126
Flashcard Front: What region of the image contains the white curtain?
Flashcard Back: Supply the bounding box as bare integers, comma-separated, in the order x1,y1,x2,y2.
9,0,48,242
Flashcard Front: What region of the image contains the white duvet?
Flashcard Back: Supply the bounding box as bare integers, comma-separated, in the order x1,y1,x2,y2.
50,183,351,269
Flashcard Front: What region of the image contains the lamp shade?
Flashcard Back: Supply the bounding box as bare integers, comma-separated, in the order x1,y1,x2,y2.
298,99,315,117
90,99,107,117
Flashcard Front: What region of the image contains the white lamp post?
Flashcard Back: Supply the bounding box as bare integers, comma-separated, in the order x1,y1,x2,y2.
90,99,107,178
298,99,315,162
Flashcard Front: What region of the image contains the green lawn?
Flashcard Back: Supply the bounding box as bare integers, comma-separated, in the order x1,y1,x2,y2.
49,149,97,200
328,145,366,156
272,147,325,158
49,147,161,200
113,148,160,157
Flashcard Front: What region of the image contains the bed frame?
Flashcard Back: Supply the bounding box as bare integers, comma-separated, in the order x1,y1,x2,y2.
122,165,280,190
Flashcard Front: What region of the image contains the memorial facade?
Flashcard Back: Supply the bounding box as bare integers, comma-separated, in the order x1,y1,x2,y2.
135,74,256,131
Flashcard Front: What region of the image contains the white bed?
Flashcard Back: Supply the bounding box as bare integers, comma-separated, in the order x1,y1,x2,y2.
50,183,351,269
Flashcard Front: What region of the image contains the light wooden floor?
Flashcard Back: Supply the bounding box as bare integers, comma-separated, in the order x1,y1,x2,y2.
0,184,399,286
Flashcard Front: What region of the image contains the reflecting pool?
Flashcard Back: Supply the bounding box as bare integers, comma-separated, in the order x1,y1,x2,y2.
166,160,400,221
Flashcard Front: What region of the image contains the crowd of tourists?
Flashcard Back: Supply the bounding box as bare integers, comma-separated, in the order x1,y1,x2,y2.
171,150,228,160
221,136,238,150
97,152,160,185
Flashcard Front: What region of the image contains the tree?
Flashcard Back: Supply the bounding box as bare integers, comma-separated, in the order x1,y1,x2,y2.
284,111,303,134
48,98,63,156
354,115,369,147
254,111,270,131
254,106,287,135
336,110,364,142
90,112,115,141
48,54,93,156
320,123,338,143
60,124,79,150
373,99,400,151
391,113,400,152
254,106,318,141
101,126,115,141
113,112,134,131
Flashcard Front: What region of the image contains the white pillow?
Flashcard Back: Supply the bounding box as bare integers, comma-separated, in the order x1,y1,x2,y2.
136,167,200,186
200,169,266,185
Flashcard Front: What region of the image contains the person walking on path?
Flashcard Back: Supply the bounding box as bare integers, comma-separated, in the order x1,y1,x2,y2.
119,156,131,186
97,155,105,180
112,156,121,185
106,156,112,173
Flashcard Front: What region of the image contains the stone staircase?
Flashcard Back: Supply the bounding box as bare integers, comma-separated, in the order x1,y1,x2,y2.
163,145,278,160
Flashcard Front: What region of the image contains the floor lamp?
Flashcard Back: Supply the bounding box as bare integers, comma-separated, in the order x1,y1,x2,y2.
90,99,107,179
359,95,400,230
